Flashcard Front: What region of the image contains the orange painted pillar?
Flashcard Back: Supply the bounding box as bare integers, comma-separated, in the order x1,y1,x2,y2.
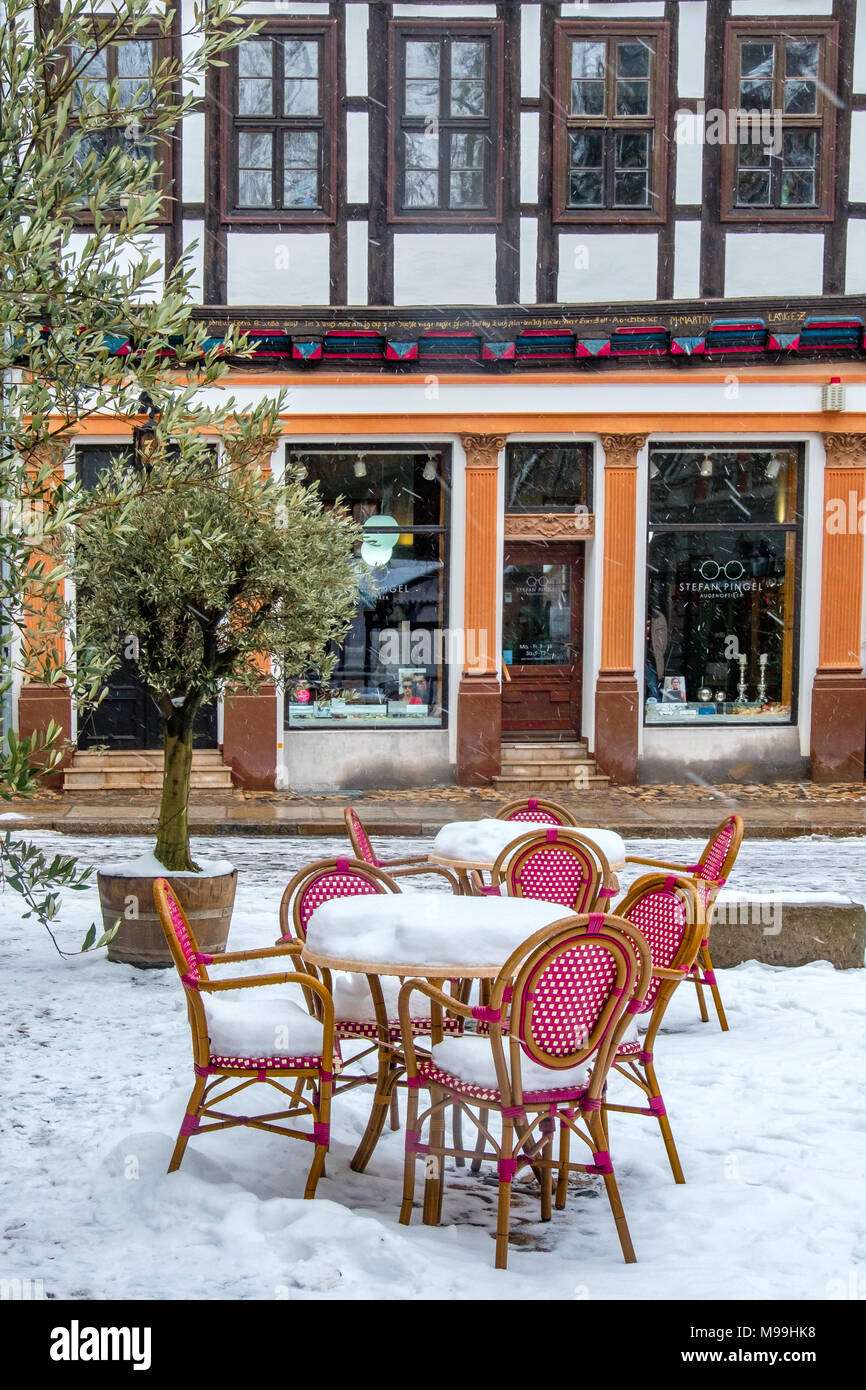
811,432,866,781
594,433,647,785
456,432,506,785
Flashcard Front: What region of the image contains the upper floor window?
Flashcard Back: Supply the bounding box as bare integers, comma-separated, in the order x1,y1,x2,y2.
553,20,669,224
389,23,503,222
70,31,171,219
721,20,838,221
222,23,336,221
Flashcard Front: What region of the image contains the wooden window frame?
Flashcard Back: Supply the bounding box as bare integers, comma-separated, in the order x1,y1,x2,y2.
387,19,504,227
220,19,337,225
68,22,175,226
721,19,838,224
552,18,670,226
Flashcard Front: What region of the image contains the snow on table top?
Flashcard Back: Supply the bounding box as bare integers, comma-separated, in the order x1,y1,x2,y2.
305,892,576,972
432,819,626,870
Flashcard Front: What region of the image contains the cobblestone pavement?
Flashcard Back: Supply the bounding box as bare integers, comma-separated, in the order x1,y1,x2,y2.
7,778,866,838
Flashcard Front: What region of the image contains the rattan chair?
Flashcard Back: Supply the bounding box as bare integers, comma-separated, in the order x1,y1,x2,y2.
489,827,616,912
495,797,578,826
596,873,702,1185
624,814,744,1031
154,878,337,1199
276,856,464,1167
398,912,652,1270
344,806,460,889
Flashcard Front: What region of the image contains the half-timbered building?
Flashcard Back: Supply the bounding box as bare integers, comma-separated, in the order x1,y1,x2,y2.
22,0,866,791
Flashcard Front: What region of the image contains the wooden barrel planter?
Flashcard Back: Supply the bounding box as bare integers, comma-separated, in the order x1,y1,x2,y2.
100,868,237,968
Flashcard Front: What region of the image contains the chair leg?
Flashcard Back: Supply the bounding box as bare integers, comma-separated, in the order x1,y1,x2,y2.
589,1115,636,1264
471,1107,488,1173
540,1137,553,1222
495,1117,515,1270
423,1087,446,1226
555,1121,571,1210
389,1087,400,1131
168,1075,207,1174
400,1076,422,1225
452,1100,465,1167
645,1061,685,1184
693,972,710,1023
701,945,729,1032
351,1052,399,1173
304,1144,327,1199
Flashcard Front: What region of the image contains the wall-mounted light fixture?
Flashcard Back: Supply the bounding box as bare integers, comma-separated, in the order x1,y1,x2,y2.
353,452,367,478
698,455,713,478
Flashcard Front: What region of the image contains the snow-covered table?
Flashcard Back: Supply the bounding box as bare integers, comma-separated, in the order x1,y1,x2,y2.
302,892,577,1174
428,818,626,893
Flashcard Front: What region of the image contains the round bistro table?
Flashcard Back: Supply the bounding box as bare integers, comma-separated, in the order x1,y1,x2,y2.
301,892,575,1186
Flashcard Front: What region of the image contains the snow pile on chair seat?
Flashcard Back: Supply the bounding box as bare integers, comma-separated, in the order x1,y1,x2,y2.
432,819,626,869
333,972,442,1022
306,893,570,970
430,1036,591,1094
203,990,324,1058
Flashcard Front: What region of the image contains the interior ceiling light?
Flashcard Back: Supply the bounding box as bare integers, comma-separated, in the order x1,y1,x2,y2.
353,452,367,478
422,454,438,482
765,455,783,480
698,455,713,477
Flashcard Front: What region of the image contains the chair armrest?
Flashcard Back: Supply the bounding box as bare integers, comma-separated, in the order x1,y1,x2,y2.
206,942,305,964
386,862,461,892
624,855,690,872
379,854,431,868
197,970,322,993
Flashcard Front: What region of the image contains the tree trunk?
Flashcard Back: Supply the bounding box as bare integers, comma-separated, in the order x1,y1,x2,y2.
155,706,199,872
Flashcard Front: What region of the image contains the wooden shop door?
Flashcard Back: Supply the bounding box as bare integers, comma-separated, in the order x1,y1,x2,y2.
501,544,583,736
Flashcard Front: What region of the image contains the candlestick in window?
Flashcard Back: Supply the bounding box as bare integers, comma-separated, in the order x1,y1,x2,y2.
736,652,748,703
757,652,768,704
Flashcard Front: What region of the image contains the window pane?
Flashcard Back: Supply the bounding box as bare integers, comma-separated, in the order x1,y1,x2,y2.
615,171,648,205
74,129,113,166
570,131,603,167
406,41,440,77
738,138,772,168
649,447,800,526
284,79,318,115
450,131,485,168
71,44,108,110
784,79,816,114
572,79,605,115
741,41,774,78
645,530,796,722
238,79,273,116
450,79,486,116
284,168,319,208
405,169,439,206
405,79,440,115
449,171,483,206
569,170,603,205
284,39,319,114
616,131,649,168
572,41,606,78
238,169,272,206
284,39,318,78
781,169,815,204
786,39,819,77
451,41,485,78
737,171,771,204
117,40,152,79
783,130,816,167
405,131,439,168
237,131,273,206
239,40,272,77
617,41,650,77
284,130,317,166
616,79,650,116
739,79,773,110
506,444,590,511
502,562,572,665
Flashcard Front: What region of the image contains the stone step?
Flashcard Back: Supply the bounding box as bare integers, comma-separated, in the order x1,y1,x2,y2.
64,749,233,791
73,749,224,767
492,772,610,791
498,759,599,779
501,744,589,764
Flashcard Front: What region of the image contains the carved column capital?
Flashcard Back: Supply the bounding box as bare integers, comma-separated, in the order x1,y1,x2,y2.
460,433,508,469
822,433,866,468
600,433,648,468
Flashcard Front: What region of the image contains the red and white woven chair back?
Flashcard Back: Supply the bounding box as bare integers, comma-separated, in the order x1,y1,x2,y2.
700,817,736,881
497,797,577,826
154,879,206,986
345,809,379,867
505,830,600,912
509,916,648,1071
296,858,387,939
620,880,692,1012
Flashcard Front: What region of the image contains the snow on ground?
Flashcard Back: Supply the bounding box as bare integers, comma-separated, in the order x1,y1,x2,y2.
1,830,865,1301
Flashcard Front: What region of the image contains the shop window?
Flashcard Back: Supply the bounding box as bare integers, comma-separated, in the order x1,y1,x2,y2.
505,444,592,513
284,446,448,730
645,445,801,726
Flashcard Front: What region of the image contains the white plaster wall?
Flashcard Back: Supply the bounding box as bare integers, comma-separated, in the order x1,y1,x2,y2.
393,233,497,305
226,232,331,305
730,0,832,12
561,3,665,15
724,233,824,298
674,220,701,300
855,0,866,93
520,218,538,304
520,112,540,203
675,119,704,204
558,233,659,303
347,219,369,305
846,219,866,294
182,221,204,303
677,1,707,99
180,0,205,99
345,3,369,97
521,5,541,98
181,113,205,204
285,729,452,791
63,232,165,302
346,113,369,204
848,112,866,203
238,2,329,12
392,4,496,15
